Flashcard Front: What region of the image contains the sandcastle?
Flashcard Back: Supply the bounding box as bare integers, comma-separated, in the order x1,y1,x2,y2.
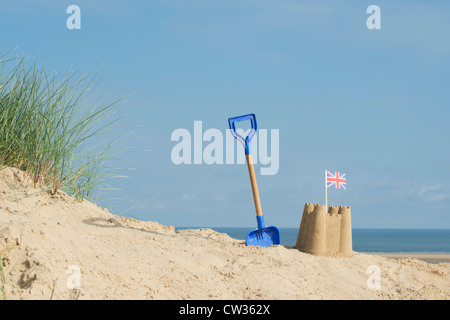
295,203,353,257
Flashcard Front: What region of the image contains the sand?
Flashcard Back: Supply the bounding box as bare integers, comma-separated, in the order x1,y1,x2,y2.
0,167,449,300
368,253,450,263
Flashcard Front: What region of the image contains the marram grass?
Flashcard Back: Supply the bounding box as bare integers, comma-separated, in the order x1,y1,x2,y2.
0,53,126,202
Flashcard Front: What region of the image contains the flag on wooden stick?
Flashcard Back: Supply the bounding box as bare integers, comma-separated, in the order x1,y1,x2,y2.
325,170,346,209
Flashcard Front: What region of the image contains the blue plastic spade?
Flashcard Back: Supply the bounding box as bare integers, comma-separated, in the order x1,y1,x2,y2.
228,113,280,247
245,215,281,247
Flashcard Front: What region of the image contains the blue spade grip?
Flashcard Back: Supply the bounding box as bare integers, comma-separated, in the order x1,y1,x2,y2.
228,113,257,155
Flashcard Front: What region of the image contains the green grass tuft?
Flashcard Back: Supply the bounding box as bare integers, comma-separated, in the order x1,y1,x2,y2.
0,52,126,202
0,254,6,300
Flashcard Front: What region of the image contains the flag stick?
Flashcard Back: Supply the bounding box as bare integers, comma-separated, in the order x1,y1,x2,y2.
325,170,328,211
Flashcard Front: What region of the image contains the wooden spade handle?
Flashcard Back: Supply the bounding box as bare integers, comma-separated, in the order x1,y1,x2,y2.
246,154,263,217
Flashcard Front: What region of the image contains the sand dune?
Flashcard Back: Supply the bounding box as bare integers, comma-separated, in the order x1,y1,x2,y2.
0,167,449,300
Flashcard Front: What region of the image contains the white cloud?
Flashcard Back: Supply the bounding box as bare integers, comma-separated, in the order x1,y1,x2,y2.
182,194,197,201
417,185,449,203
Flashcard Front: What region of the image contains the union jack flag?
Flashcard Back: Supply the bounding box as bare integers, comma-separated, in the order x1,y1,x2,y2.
326,171,346,190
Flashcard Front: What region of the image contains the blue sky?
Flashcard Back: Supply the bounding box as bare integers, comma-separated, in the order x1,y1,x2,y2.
1,0,449,229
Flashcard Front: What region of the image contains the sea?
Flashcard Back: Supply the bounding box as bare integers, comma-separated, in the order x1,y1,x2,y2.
175,227,450,253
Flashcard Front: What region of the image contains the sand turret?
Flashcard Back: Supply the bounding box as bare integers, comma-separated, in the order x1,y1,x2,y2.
295,203,353,257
